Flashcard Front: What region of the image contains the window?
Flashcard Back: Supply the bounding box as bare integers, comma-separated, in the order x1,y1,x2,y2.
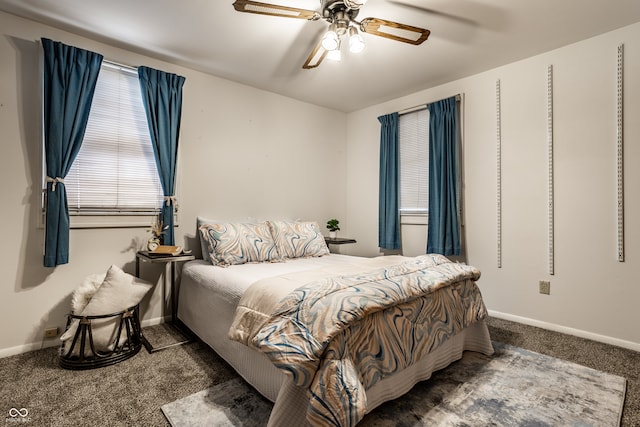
399,108,429,216
44,61,166,227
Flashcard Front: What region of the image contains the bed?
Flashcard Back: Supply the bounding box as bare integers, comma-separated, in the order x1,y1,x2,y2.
177,219,493,427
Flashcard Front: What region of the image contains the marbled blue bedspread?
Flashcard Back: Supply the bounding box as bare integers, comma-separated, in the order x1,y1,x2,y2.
249,254,488,426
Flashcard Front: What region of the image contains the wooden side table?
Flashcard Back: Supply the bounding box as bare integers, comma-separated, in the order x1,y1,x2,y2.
135,251,195,352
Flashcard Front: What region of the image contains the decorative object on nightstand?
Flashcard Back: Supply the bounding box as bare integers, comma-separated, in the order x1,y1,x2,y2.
147,239,160,251
326,218,340,239
148,245,185,256
147,214,168,251
135,250,195,352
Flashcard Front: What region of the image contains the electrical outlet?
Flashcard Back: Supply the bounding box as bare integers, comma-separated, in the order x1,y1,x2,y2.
44,327,59,338
539,280,550,295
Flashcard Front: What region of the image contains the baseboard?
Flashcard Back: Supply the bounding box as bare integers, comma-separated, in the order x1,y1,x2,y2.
0,340,58,359
488,310,640,352
0,316,169,359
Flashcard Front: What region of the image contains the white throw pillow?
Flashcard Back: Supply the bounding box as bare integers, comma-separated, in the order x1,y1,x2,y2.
60,273,106,342
61,265,153,357
71,273,106,313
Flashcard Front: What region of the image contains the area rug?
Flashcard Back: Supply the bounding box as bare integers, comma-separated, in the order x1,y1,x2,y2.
161,342,626,426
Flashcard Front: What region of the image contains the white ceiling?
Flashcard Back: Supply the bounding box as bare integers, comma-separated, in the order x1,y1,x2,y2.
2,0,640,112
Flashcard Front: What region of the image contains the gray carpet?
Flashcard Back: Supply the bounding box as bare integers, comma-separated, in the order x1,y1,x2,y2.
162,342,626,426
0,318,638,426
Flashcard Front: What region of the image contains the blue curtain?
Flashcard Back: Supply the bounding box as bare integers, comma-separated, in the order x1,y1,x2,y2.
378,112,401,250
427,96,460,255
41,38,103,267
138,66,186,246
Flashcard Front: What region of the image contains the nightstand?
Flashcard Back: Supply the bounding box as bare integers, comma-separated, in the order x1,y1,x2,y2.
324,237,357,245
135,251,195,352
324,237,357,254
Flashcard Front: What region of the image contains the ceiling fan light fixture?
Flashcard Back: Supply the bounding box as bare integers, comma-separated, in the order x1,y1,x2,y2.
348,26,365,53
322,23,340,51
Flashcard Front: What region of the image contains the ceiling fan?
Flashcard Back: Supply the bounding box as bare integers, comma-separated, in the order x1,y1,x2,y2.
232,0,430,69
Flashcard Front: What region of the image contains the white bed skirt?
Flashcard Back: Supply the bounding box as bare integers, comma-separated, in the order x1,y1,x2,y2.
178,261,494,426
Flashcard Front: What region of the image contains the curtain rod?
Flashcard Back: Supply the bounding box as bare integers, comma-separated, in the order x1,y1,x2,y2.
398,93,462,116
103,59,138,74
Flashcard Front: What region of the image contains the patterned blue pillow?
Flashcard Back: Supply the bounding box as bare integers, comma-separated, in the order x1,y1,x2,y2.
267,220,330,259
199,222,282,266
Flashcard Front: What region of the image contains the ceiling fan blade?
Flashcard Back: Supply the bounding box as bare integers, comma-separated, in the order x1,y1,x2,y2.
232,0,319,20
386,0,478,28
359,18,430,45
387,0,507,32
302,39,327,69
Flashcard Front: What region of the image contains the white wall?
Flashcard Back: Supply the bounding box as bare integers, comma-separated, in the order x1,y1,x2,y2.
0,11,347,356
344,23,640,350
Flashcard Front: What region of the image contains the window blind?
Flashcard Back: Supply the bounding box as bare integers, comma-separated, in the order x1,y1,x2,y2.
65,62,164,213
399,108,429,214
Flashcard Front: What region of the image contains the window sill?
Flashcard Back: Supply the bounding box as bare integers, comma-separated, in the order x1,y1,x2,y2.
400,213,428,226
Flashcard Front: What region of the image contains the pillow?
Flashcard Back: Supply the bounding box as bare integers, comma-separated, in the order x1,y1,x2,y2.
267,220,330,259
59,273,106,342
199,221,282,267
61,265,153,356
196,216,230,261
196,216,259,262
71,273,106,314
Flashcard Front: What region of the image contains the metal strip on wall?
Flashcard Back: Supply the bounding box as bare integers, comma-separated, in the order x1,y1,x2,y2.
547,65,555,275
496,79,502,268
617,44,625,262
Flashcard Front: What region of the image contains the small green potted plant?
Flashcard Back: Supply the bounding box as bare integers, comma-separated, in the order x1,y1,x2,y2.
326,218,340,239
